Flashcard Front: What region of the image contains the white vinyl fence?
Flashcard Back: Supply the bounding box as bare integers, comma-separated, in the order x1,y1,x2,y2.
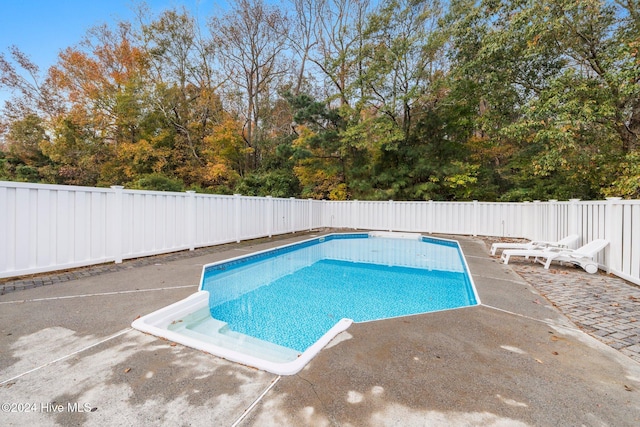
1,181,638,286
0,182,321,279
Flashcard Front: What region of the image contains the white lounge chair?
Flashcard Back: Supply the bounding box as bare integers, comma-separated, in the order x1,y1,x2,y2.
490,234,580,256
501,239,609,274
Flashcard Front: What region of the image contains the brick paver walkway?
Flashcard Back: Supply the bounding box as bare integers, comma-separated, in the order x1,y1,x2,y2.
511,263,640,363
484,238,640,364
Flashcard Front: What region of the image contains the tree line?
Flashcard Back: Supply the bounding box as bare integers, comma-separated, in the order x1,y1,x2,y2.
1,0,638,200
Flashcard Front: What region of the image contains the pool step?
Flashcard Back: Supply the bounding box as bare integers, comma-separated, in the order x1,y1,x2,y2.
167,306,228,333
167,306,300,363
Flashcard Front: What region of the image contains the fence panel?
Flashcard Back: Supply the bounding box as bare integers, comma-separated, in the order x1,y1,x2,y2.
211,195,236,244
475,202,525,237
290,199,309,232
0,183,115,277
271,197,290,235
238,196,264,241
577,201,607,244
310,200,324,230
120,190,192,260
350,201,382,231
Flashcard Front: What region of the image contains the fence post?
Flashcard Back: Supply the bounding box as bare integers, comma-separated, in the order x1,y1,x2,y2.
308,198,313,231
266,196,273,238
186,191,196,250
428,200,434,234
473,200,478,236
234,194,241,243
111,186,124,264
568,199,581,245
532,200,541,240
521,201,530,238
353,200,358,230
548,199,558,241
290,197,296,233
388,200,393,232
605,197,623,274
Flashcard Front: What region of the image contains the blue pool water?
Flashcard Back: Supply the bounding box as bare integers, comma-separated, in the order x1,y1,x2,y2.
201,234,477,353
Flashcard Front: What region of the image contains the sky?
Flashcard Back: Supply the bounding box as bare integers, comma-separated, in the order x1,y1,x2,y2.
0,0,219,104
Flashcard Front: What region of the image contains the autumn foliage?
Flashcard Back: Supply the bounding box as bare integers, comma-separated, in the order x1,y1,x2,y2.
1,0,639,200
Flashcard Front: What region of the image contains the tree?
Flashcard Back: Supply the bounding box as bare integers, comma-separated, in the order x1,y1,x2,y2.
211,0,289,169
0,46,63,121
1,0,638,201
140,7,226,187
355,0,454,200
494,0,640,200
0,46,63,183
361,0,445,142
286,92,348,199
286,0,321,96
45,22,149,185
0,114,54,182
439,0,640,200
311,0,372,106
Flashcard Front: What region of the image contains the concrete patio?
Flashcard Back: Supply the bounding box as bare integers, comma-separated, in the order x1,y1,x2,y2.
1,231,639,426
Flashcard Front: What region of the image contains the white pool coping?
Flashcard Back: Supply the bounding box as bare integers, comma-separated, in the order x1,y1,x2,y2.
131,231,478,375
132,291,352,375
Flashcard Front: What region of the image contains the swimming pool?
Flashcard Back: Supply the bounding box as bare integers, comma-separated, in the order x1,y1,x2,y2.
132,232,479,375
